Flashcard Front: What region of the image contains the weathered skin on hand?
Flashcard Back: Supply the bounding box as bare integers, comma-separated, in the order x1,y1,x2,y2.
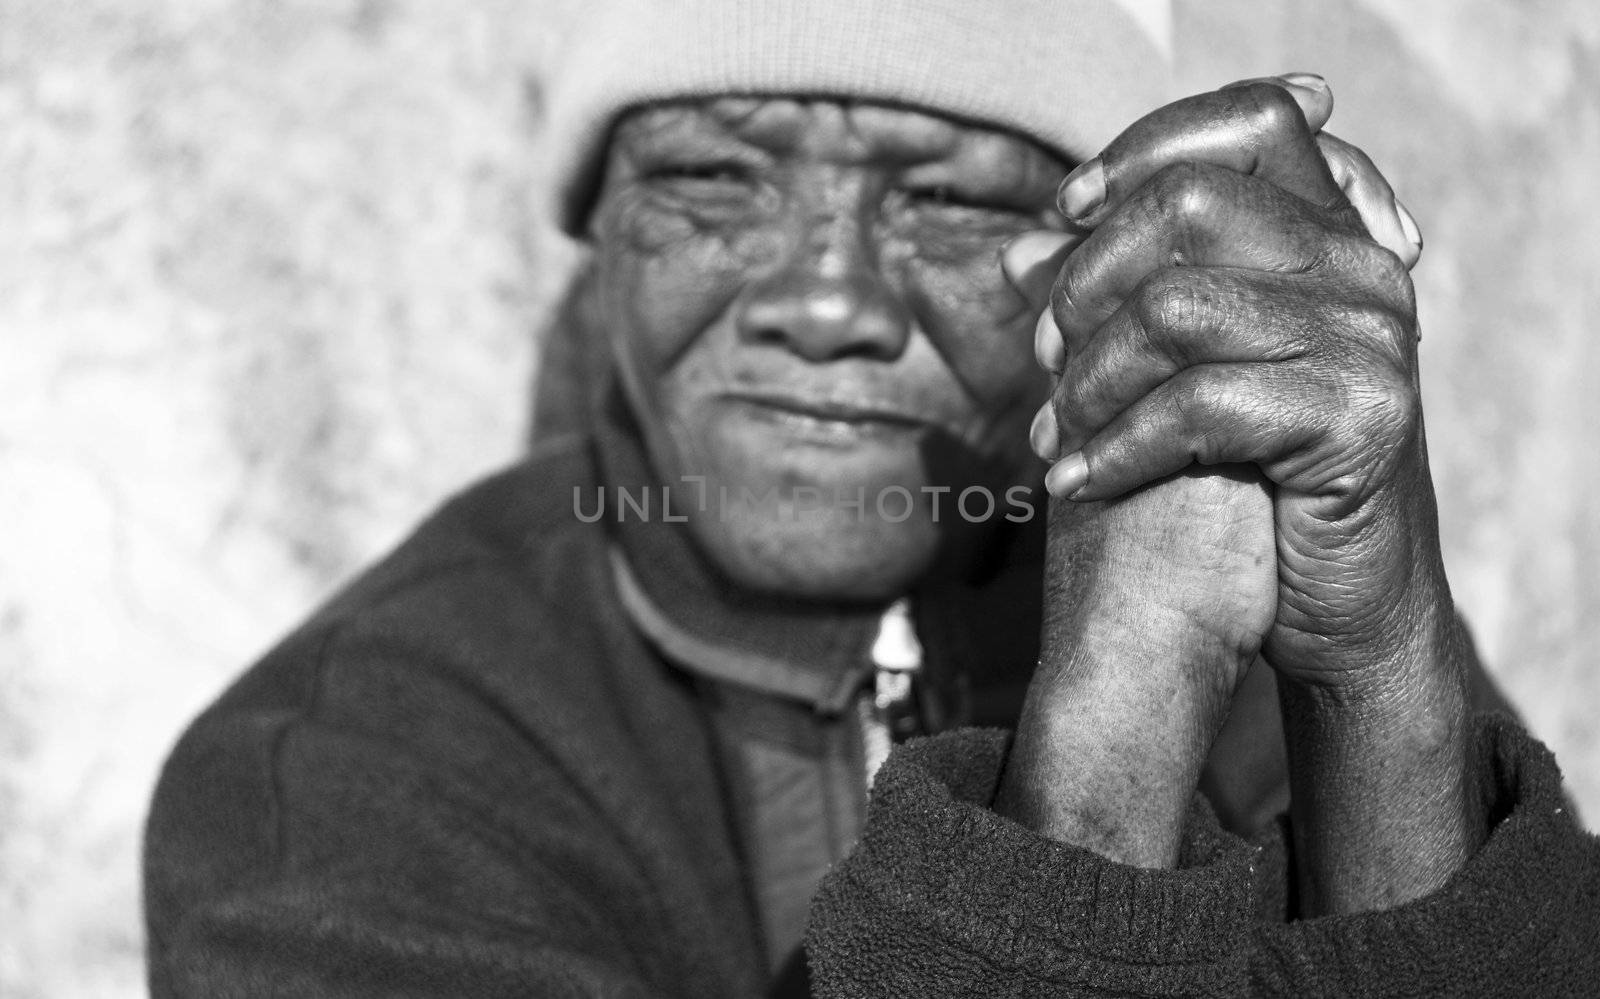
998,467,1275,868
1018,79,1481,909
1043,82,1438,693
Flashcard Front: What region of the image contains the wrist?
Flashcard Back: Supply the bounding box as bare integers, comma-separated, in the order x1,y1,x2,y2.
1000,580,1252,868
1040,469,1274,696
1001,473,1273,867
1276,603,1484,914
1277,583,1470,732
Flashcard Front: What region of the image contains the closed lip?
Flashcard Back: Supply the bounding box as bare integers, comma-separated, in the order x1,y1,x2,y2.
721,391,927,429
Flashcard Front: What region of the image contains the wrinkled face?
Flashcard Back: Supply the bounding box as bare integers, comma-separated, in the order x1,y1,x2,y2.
588,98,1069,601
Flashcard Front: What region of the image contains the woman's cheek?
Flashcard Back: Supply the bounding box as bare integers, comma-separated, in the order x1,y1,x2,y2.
613,213,768,375
902,252,1044,419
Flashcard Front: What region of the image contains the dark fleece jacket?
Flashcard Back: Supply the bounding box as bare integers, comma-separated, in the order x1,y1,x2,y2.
810,721,1599,997
145,433,1600,997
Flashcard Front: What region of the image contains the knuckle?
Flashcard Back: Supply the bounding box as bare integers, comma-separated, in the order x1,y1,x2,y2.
1060,365,1106,427
1189,426,1228,465
1311,236,1418,320
1326,202,1372,241
1052,257,1086,329
1060,355,1096,404
1050,379,1079,433
1365,246,1418,311
1342,299,1416,356
1229,81,1306,141
1134,268,1214,354
1165,367,1253,465
1146,160,1217,228
1354,367,1422,444
1298,228,1349,276
1167,369,1219,430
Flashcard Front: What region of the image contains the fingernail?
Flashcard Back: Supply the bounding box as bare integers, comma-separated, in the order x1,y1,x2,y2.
1057,158,1106,221
1000,230,1077,303
1034,309,1065,374
1279,72,1328,92
1029,402,1059,461
1395,199,1423,250
1276,73,1334,131
1045,451,1089,498
1001,230,1074,281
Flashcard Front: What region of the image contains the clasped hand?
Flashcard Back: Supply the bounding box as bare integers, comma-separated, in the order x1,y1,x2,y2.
996,76,1481,914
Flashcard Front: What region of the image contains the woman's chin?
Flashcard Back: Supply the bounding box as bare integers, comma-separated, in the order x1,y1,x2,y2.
688,509,941,604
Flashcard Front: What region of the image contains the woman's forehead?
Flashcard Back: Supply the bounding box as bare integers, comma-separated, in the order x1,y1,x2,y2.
612,96,1067,173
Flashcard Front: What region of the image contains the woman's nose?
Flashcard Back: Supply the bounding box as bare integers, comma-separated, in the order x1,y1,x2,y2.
734,215,912,363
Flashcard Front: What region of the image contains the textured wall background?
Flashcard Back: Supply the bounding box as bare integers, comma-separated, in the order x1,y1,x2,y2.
2,1,1597,996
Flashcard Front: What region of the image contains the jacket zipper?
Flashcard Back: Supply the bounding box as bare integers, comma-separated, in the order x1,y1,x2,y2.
860,598,923,790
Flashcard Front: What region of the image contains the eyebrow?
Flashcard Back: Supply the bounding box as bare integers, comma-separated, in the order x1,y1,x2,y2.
616,99,1069,193
728,101,970,164
624,99,968,165
617,107,773,162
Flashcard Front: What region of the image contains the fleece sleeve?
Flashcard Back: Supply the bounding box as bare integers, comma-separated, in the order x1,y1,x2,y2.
806,714,1600,998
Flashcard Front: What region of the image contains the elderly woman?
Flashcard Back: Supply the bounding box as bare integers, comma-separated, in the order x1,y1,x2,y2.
145,2,1599,996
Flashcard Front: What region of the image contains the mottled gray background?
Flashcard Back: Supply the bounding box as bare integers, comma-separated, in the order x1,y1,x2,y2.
3,1,1597,996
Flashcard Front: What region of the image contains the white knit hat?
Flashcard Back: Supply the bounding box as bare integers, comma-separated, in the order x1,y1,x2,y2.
543,0,1174,233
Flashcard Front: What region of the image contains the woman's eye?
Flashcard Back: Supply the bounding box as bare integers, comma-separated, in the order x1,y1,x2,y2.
903,185,1022,216
640,162,763,215
647,162,751,187
909,185,959,206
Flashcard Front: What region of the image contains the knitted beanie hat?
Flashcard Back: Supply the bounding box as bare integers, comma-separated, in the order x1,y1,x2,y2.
542,0,1173,233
